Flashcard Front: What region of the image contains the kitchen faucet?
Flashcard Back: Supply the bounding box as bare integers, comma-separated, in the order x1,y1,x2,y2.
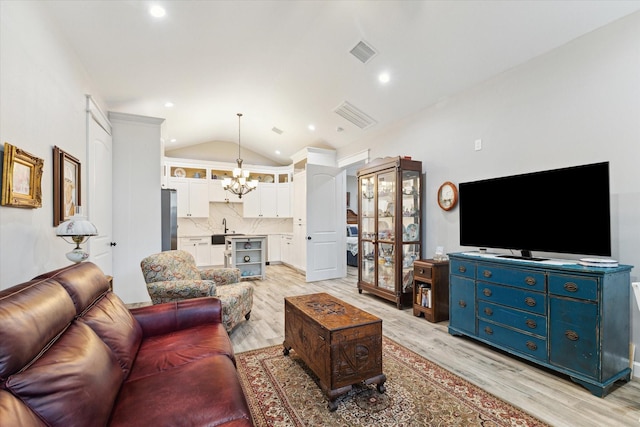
222,218,228,234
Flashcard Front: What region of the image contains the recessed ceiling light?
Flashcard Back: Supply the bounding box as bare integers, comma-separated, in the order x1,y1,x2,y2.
149,5,166,18
275,150,281,155
169,138,177,143
378,72,390,84
164,101,174,108
308,124,316,131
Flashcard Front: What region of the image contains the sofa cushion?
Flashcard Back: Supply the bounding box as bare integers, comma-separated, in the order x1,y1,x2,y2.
109,355,252,427
33,262,110,315
130,297,223,338
79,292,143,379
0,279,75,382
0,390,46,427
126,323,234,382
5,322,124,427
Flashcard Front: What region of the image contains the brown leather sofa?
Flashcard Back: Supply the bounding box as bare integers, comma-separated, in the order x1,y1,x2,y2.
0,262,253,426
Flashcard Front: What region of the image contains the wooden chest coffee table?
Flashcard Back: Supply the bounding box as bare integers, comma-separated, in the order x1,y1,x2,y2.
283,293,386,411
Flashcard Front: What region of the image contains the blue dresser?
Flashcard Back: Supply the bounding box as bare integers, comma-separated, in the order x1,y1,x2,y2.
448,252,633,397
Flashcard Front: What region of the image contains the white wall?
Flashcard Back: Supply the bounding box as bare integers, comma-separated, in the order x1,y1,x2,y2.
166,141,283,166
0,2,105,285
338,11,640,361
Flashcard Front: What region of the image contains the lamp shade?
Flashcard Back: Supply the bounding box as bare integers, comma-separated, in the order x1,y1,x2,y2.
56,215,98,237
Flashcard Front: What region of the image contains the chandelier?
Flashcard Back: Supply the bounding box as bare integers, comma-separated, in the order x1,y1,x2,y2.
222,113,258,198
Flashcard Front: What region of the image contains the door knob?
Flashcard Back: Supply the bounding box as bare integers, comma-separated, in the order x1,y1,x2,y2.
306,236,311,240
110,242,117,247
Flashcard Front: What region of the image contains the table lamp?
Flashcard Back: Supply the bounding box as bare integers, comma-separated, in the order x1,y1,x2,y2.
56,207,98,263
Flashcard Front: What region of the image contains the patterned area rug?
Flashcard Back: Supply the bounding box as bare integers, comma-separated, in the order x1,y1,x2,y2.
236,337,549,426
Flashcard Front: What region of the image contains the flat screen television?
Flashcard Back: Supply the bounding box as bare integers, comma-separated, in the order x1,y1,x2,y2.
459,161,611,260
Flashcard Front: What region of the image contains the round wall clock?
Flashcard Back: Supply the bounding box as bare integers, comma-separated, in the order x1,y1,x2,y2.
437,181,458,211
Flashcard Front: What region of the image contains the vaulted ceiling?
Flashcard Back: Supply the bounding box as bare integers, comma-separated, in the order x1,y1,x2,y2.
41,1,640,165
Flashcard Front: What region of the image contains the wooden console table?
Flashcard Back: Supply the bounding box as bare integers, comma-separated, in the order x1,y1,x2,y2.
283,293,386,411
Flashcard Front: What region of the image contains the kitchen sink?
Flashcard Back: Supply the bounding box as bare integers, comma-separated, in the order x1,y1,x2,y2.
211,234,244,245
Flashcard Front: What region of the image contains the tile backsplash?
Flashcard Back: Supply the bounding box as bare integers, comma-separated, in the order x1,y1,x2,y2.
178,202,293,236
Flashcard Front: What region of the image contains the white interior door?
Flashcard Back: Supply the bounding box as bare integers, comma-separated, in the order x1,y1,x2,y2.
86,96,113,275
305,164,346,282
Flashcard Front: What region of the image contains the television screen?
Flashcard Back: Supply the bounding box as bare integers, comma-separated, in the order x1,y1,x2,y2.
459,162,611,258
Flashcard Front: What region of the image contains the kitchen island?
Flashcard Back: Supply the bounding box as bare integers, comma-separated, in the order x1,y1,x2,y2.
224,235,267,280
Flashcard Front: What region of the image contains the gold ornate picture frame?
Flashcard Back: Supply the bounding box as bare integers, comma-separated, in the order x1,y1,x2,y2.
53,146,81,226
1,142,44,209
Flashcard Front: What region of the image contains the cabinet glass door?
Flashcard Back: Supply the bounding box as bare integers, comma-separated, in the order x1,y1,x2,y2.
377,171,396,291
360,175,375,240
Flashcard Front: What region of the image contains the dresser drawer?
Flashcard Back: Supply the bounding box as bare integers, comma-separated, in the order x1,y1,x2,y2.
479,320,547,361
478,301,547,337
477,282,546,315
477,264,546,292
549,274,598,301
450,259,475,279
414,261,433,281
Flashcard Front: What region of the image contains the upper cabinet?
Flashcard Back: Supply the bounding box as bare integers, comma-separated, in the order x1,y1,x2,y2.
243,172,291,218
167,178,209,218
163,158,292,218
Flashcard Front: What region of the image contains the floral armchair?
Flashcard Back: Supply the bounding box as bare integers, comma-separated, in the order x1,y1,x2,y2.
140,250,253,332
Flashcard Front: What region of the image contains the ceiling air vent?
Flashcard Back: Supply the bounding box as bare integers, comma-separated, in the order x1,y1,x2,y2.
271,126,283,135
334,101,377,130
350,40,377,64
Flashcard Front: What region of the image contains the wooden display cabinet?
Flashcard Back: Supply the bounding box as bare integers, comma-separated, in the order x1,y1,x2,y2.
412,259,449,322
357,156,423,309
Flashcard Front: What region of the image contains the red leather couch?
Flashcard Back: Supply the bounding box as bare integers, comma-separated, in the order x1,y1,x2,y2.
0,262,253,426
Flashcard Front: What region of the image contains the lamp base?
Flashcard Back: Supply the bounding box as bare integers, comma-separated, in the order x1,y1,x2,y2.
66,248,89,263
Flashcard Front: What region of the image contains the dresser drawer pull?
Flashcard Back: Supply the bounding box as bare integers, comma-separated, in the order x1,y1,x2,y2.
483,307,493,316
525,276,537,286
482,270,492,278
458,300,467,308
563,282,578,292
458,265,467,273
484,326,493,335
318,335,325,341
565,330,579,341
525,297,536,307
483,288,492,297
418,268,425,274
526,341,538,351
525,319,537,329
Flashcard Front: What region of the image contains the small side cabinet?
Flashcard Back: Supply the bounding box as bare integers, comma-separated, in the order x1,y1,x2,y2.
412,259,449,322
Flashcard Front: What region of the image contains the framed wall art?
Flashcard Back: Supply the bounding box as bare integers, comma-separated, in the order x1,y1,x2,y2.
53,146,81,226
1,142,44,209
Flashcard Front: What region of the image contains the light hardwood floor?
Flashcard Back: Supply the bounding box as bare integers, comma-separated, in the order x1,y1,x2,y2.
227,264,640,427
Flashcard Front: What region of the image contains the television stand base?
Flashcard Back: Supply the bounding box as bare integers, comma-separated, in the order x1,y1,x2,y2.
497,255,548,262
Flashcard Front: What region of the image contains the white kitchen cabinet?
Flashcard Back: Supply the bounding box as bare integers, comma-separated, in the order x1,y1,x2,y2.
209,178,243,203
210,244,225,266
276,183,292,218
267,234,282,264
178,236,210,266
243,183,278,217
281,234,293,266
291,222,307,272
169,178,209,218
290,171,307,271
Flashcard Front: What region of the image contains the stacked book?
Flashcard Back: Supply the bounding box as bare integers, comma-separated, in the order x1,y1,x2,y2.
578,258,619,268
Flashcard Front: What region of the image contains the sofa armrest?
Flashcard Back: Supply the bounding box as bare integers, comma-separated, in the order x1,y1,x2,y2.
199,268,240,284
130,297,223,338
145,279,216,303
